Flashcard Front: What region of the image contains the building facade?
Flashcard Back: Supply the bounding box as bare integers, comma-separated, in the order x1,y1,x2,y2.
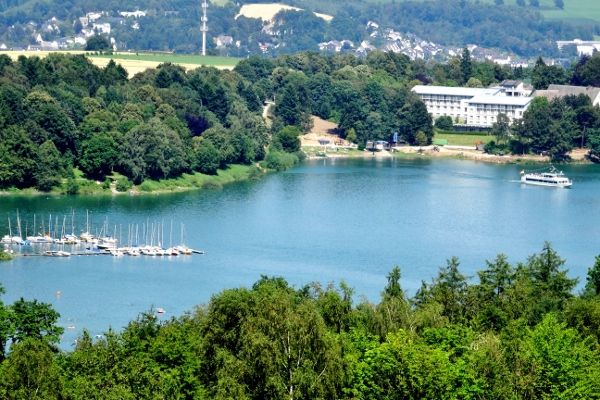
412,81,533,128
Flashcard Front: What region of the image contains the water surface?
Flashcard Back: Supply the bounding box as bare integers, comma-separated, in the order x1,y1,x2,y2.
1,158,599,347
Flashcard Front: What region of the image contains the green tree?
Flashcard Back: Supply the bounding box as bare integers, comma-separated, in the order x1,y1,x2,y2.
34,140,64,191
121,118,189,182
0,339,63,400
9,298,64,346
85,35,111,51
79,133,119,180
521,242,578,322
491,113,510,144
531,57,566,90
523,314,600,399
435,116,454,131
428,257,469,323
460,47,473,85
274,125,301,153
398,98,433,145
0,125,38,189
585,255,600,296
194,139,221,175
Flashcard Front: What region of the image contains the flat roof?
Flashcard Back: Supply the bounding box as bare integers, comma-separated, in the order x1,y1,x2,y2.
467,95,532,106
412,85,499,97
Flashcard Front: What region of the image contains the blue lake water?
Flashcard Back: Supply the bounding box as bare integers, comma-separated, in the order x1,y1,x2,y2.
1,157,600,348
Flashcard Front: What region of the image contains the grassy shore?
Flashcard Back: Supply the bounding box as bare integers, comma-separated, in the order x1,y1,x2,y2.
0,165,263,197
434,132,494,146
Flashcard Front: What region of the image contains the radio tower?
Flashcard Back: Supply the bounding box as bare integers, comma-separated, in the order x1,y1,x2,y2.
201,0,208,56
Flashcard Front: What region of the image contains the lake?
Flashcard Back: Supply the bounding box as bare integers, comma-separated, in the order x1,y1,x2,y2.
1,157,600,348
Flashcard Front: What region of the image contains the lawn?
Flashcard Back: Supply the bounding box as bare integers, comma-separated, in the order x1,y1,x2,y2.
90,53,240,67
434,132,494,146
364,0,600,22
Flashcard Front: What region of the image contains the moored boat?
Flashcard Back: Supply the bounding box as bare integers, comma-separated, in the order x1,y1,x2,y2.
44,250,71,257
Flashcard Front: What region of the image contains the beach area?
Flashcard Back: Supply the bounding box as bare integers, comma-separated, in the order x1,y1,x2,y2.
301,116,591,164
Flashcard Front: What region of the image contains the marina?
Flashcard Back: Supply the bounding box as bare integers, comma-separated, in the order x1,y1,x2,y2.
1,211,204,258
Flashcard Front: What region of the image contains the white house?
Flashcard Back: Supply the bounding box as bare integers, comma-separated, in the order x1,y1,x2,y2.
119,10,147,18
412,82,533,127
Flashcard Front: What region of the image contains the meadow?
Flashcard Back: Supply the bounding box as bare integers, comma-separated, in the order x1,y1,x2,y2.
0,51,240,77
363,0,600,22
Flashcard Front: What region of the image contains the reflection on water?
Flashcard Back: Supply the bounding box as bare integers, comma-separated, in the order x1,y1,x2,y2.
1,158,600,348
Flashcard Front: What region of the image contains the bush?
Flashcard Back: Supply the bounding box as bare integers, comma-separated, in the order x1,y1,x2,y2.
115,177,133,192
0,251,12,261
484,140,511,155
274,126,302,153
65,178,80,195
264,151,299,171
140,181,159,192
435,116,454,131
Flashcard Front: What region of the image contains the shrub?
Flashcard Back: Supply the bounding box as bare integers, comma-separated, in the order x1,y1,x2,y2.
484,140,511,155
435,116,454,131
264,151,299,171
115,177,133,192
65,178,80,195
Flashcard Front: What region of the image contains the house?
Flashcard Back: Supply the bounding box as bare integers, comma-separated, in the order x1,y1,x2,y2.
119,10,147,18
498,80,533,97
92,23,111,35
214,35,234,48
534,84,600,106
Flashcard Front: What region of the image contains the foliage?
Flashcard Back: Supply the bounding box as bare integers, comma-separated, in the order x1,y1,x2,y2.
1,244,600,397
85,35,111,51
264,151,299,171
435,116,454,131
0,251,12,262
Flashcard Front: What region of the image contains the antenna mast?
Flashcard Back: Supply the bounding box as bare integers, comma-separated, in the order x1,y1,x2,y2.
201,0,208,56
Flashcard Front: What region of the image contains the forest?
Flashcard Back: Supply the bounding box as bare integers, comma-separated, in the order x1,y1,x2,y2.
2,49,600,192
0,0,596,57
2,243,600,398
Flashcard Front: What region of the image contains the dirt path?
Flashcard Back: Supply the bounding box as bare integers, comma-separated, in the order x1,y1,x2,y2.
300,116,353,147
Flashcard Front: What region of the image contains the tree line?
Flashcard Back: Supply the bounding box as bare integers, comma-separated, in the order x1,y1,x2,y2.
3,242,600,398
2,49,600,193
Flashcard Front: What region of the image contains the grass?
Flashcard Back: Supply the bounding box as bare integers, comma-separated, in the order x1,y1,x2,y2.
90,53,240,67
363,0,600,22
0,165,262,196
137,164,262,193
434,132,494,146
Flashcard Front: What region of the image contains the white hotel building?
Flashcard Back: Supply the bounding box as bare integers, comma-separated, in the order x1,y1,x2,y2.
412,81,533,128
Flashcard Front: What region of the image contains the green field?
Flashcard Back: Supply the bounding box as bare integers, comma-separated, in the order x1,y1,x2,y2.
434,132,494,146
91,53,240,67
362,0,600,22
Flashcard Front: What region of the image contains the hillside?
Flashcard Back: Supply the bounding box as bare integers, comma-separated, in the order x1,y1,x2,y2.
0,0,596,58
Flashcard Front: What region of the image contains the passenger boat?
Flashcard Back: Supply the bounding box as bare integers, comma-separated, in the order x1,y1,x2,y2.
520,167,572,188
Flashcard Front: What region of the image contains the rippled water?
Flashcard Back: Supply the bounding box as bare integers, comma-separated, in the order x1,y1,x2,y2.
1,157,600,348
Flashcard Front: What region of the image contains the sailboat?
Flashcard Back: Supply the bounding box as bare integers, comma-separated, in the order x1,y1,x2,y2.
1,215,25,245
174,223,192,255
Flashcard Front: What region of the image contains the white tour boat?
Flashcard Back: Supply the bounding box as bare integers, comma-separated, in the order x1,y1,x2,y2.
520,167,572,188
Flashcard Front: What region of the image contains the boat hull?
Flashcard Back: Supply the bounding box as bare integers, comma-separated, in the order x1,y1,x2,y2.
520,177,572,188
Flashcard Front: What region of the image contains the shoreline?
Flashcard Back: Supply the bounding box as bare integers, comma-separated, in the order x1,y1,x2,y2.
302,145,593,165
0,164,265,197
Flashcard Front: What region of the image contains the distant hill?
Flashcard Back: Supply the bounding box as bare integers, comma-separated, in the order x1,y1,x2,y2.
0,0,596,58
